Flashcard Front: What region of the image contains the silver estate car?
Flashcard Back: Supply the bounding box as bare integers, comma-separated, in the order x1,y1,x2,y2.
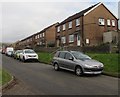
52,51,104,76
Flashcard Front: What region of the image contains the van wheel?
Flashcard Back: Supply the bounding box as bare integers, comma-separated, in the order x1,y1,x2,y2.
54,63,59,71
75,66,83,76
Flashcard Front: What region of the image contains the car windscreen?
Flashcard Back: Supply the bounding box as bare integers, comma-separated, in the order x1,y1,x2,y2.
16,50,22,53
24,50,35,54
71,51,91,61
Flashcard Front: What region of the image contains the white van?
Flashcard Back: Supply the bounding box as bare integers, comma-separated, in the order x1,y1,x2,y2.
6,47,14,56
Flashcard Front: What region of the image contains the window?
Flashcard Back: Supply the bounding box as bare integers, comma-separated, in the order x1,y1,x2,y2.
37,35,39,38
112,20,115,26
68,21,72,28
61,36,66,44
76,18,80,26
57,26,60,32
107,19,111,26
40,34,42,37
65,53,73,60
86,39,90,44
69,34,74,43
63,24,66,31
59,52,65,59
35,36,37,39
98,18,105,25
43,33,45,37
40,41,42,45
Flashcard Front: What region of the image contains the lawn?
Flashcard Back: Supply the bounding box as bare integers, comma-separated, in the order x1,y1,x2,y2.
38,52,53,64
0,69,12,85
37,52,119,77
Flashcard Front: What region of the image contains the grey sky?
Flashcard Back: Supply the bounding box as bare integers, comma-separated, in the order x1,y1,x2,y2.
1,1,119,43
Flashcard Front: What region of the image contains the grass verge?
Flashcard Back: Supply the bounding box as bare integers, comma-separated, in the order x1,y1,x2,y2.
0,69,12,85
38,52,53,64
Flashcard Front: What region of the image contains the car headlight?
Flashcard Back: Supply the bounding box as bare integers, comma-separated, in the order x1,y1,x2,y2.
84,64,93,68
100,63,104,67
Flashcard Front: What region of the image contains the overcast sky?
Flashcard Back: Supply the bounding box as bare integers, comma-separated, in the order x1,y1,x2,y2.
0,0,119,43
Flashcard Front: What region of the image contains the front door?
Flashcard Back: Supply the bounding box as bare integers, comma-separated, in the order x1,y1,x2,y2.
77,34,80,46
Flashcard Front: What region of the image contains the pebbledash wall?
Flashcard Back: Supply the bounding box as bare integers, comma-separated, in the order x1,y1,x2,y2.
14,2,118,51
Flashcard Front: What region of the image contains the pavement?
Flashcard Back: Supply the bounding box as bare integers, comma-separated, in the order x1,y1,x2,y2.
2,54,119,95
3,78,36,95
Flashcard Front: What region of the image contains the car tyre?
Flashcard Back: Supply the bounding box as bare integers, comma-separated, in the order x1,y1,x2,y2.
54,63,59,71
23,57,26,62
75,66,83,76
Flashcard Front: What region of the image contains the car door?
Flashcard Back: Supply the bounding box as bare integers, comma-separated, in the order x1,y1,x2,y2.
64,52,75,70
20,50,24,60
58,52,66,68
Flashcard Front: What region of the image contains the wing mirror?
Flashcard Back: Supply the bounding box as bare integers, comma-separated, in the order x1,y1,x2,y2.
69,57,74,61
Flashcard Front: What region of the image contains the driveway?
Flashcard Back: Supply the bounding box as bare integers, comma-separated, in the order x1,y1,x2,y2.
2,54,119,95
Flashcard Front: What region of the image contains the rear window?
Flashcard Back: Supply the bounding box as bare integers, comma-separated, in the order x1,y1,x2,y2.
59,52,66,59
54,52,60,57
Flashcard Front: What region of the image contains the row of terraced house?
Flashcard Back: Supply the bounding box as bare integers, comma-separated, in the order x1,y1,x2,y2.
14,2,119,50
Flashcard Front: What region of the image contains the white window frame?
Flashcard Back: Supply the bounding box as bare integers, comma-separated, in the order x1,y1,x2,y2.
35,36,37,39
76,18,80,26
112,20,115,26
98,18,105,25
57,26,60,32
63,24,66,31
107,19,111,26
40,34,42,37
40,41,42,45
61,36,66,44
69,34,74,43
43,33,45,37
37,35,39,38
86,39,90,44
68,21,72,28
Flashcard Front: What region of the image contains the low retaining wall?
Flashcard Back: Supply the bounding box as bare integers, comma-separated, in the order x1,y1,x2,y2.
34,44,111,53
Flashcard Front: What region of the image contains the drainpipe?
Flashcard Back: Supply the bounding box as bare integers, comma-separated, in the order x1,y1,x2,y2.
81,15,85,49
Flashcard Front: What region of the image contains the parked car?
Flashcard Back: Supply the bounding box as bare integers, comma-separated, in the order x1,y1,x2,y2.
14,50,22,59
19,49,38,62
52,51,104,76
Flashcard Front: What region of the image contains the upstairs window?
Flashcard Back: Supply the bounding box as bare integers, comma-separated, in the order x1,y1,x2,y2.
43,33,45,37
107,19,111,26
76,18,80,26
35,36,37,39
37,35,39,38
98,18,105,25
112,20,115,26
40,34,42,37
61,36,66,44
57,26,60,32
63,24,66,31
69,34,74,43
68,21,72,28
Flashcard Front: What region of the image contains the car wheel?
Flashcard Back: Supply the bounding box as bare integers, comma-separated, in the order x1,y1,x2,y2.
75,66,83,76
23,57,26,62
54,63,59,71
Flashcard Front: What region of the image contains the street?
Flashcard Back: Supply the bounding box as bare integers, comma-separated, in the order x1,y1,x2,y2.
2,54,118,95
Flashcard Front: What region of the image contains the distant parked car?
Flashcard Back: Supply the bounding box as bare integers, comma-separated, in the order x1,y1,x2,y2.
14,50,22,59
19,49,38,62
52,51,104,76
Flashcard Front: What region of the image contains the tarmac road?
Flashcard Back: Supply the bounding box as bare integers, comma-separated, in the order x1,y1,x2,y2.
2,54,119,95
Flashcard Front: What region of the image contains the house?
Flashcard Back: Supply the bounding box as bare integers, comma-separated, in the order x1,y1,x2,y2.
56,2,118,47
34,23,58,48
17,23,58,49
